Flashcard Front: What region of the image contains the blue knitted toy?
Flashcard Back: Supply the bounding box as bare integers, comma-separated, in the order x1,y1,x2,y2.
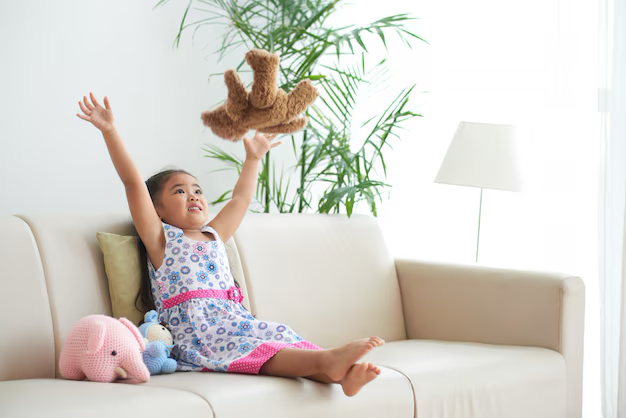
138,310,177,375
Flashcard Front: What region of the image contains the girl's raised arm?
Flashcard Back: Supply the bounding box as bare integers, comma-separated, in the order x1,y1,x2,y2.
77,93,164,260
208,131,280,242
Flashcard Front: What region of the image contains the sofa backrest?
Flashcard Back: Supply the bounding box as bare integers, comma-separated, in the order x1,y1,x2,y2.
232,214,407,348
0,216,56,381
14,213,137,378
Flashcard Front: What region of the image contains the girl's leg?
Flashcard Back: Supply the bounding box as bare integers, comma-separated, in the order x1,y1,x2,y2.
304,373,338,384
259,336,384,381
259,347,326,377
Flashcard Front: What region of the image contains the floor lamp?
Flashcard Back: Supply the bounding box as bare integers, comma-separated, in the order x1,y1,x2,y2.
434,121,523,263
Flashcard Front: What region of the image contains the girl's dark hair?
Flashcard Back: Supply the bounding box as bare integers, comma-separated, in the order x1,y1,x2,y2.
135,169,192,314
134,168,241,315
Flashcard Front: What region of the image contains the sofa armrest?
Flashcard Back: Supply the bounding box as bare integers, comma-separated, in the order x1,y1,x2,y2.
395,258,585,417
395,259,585,353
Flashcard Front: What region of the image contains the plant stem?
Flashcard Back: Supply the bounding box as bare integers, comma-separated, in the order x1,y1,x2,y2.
299,128,308,213
264,151,270,213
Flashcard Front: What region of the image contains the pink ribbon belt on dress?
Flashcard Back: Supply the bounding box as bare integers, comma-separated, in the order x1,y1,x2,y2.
162,286,244,309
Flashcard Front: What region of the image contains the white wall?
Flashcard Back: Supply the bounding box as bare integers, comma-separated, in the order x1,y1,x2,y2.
0,0,244,215
332,0,598,274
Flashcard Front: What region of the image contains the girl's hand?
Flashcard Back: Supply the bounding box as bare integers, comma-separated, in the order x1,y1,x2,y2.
76,92,115,133
243,131,281,161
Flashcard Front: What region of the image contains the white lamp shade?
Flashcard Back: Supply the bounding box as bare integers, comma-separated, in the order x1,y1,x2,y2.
434,121,523,192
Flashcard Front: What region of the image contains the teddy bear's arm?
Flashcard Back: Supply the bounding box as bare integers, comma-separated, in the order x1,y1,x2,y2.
283,80,318,122
224,69,248,122
201,105,249,141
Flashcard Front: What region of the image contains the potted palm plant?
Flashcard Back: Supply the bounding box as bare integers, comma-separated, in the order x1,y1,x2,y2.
155,0,425,216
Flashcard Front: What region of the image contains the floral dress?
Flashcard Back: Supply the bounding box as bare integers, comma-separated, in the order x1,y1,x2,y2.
148,222,320,374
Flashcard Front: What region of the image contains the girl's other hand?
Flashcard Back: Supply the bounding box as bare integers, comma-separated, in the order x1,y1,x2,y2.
243,131,281,161
76,92,115,133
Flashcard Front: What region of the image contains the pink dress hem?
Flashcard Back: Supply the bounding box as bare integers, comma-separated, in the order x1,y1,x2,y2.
226,340,322,374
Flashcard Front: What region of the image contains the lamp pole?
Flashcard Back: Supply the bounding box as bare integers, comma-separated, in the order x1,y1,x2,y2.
476,187,483,263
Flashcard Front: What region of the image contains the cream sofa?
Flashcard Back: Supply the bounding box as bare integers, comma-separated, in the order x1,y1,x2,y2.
0,213,585,418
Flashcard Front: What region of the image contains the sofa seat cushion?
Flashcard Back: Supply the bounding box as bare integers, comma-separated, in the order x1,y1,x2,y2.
0,379,213,418
145,365,413,418
362,340,566,418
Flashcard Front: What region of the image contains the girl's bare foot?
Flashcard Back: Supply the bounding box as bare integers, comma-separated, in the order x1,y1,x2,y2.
323,336,384,381
340,363,381,396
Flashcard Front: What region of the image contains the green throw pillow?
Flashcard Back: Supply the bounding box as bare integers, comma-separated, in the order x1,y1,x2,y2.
95,232,144,325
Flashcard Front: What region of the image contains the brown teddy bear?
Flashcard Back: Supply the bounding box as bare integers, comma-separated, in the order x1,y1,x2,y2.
201,49,318,141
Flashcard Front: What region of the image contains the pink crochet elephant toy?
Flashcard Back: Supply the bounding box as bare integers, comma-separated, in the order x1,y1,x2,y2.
59,315,150,383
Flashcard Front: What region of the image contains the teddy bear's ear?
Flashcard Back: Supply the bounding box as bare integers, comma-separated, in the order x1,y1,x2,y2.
144,310,158,324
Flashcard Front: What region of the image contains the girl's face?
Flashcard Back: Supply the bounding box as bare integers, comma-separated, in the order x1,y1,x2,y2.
155,173,209,229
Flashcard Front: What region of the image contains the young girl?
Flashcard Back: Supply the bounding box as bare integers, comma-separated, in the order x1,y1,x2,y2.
77,92,384,396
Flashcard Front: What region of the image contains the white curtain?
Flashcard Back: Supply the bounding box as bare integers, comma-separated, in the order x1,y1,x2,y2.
599,0,626,415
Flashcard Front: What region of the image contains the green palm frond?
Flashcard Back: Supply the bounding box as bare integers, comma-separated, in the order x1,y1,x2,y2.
202,144,243,174
158,0,426,216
